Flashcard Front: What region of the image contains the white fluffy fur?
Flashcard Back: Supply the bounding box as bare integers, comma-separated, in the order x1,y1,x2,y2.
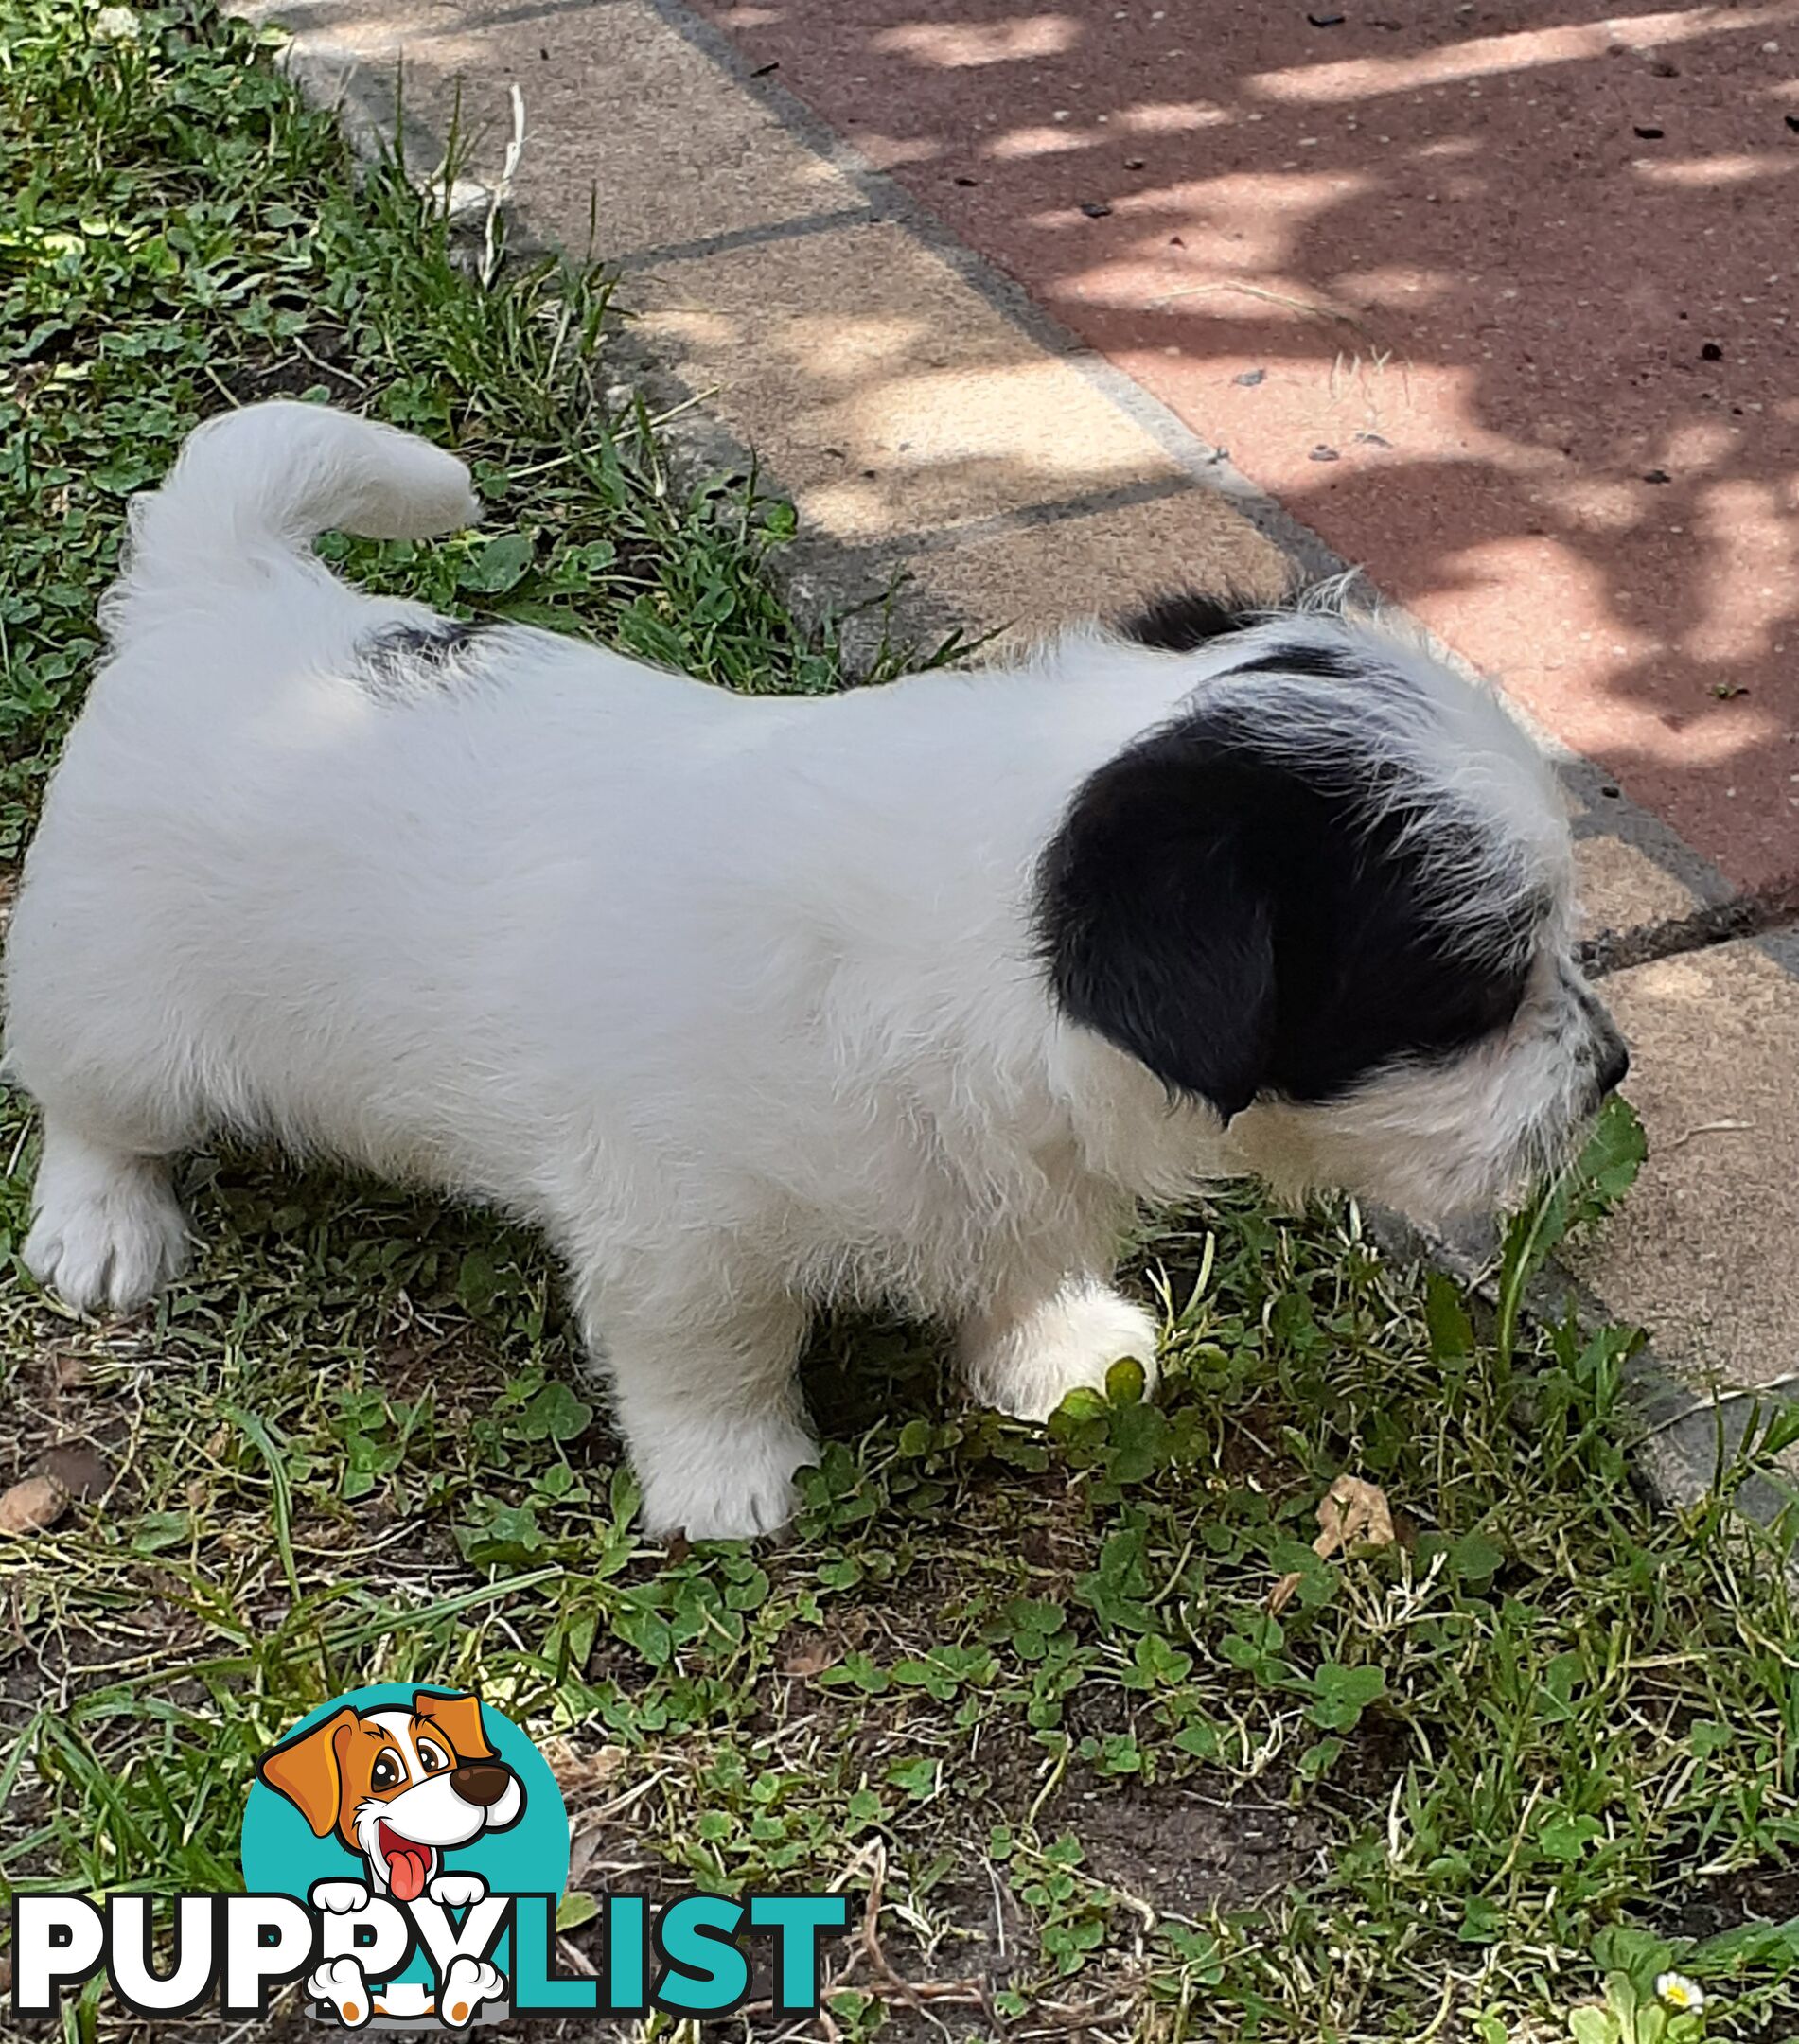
4,404,1617,1539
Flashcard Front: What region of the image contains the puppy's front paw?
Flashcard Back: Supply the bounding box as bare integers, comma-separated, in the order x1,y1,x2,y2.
636,1414,817,1542
962,1280,1160,1422
25,1165,189,1316
310,1879,371,1914
438,1956,506,2029
428,1872,487,1909
307,1957,371,2028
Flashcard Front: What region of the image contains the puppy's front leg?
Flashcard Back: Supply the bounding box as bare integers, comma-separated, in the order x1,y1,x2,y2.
584,1282,816,1541
960,1275,1161,1421
24,1118,191,1316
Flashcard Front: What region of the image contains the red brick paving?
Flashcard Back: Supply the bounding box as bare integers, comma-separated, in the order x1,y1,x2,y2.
698,0,1799,893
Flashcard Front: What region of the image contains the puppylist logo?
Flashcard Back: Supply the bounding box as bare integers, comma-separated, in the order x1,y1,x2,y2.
11,1684,848,2028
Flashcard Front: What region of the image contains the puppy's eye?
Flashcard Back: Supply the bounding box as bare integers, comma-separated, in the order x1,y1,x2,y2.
417,1739,450,1776
370,1752,402,1791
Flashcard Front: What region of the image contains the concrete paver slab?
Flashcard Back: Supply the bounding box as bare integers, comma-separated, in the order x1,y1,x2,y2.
628,220,1198,547
262,0,870,259
1568,936,1799,1389
904,487,1290,645
1575,830,1705,946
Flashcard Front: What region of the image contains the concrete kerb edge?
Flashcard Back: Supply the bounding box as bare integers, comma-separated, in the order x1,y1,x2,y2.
269,16,1783,1529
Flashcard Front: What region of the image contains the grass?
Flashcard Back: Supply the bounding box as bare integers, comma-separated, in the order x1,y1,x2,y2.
3,6,1799,2042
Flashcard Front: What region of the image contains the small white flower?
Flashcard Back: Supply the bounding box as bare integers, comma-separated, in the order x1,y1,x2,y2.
93,7,141,40
1655,1972,1705,2014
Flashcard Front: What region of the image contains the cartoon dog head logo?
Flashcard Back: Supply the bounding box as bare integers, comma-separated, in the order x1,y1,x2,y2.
243,1683,570,2030
20,1685,842,2030
256,1690,524,1903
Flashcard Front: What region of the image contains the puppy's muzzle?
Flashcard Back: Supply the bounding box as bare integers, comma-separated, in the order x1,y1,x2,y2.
1596,1030,1630,1101
450,1763,514,1807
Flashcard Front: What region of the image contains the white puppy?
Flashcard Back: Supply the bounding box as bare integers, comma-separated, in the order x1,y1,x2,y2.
3,404,1627,1539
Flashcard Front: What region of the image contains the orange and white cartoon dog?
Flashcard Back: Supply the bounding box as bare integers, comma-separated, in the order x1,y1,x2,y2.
256,1689,523,2027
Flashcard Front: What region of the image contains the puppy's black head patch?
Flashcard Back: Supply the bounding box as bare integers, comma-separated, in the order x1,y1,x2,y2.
1036,697,1536,1120
1226,640,1363,681
1115,588,1271,653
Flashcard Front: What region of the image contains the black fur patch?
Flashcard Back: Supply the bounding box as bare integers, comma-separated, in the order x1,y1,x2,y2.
1036,703,1534,1120
1120,590,1365,680
356,619,495,697
1226,642,1362,681
1115,589,1268,652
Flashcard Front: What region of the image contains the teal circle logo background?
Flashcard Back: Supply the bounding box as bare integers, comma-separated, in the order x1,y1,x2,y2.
240,1684,571,1903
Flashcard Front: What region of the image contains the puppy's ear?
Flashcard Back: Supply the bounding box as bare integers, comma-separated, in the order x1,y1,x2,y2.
256,1706,360,1838
413,1689,494,1763
1037,724,1276,1121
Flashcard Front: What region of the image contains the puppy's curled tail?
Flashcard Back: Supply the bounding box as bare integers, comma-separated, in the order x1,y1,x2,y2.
106,400,478,636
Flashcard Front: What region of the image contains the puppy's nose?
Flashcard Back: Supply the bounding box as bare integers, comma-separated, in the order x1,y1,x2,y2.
1596,1032,1630,1098
450,1763,513,1807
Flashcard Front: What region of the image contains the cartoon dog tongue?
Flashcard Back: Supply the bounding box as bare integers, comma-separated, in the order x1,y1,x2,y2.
382,1830,432,1902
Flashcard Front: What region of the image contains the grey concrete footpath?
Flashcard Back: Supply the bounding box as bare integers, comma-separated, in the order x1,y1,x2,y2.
232,0,1798,1503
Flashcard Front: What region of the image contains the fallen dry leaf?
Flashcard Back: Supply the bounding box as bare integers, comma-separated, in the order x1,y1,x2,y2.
0,1475,70,1536
780,1629,838,1679
552,1744,627,1802
1314,1473,1395,1555
1270,1473,1397,1615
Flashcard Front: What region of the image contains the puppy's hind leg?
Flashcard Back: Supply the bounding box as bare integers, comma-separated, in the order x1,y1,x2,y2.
23,1117,191,1316
578,1269,817,1542
961,1275,1161,1422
